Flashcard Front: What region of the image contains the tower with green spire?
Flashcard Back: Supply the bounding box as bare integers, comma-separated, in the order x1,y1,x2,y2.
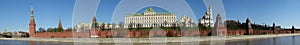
29,2,36,37
57,16,64,32
91,16,99,38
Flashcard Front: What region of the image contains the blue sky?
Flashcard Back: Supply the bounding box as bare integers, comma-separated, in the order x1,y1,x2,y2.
0,0,299,32
223,0,300,28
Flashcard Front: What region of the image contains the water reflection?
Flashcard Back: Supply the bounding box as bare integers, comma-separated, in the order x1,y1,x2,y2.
292,36,296,45
224,35,300,45
0,35,300,45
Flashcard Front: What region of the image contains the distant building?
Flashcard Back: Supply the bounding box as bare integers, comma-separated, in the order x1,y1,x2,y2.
199,5,214,27
178,15,195,27
29,3,91,38
124,6,176,28
75,22,113,32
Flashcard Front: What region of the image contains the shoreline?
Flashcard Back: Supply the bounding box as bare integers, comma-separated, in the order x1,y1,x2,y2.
0,33,300,43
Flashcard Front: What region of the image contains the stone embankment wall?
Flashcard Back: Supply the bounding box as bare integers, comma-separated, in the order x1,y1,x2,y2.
31,29,300,38
97,29,299,38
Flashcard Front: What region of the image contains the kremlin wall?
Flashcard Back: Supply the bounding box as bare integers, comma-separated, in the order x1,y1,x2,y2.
28,13,300,38
28,5,300,38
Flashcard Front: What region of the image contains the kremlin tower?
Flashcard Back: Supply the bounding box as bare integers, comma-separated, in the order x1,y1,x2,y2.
29,3,36,37
91,16,99,38
58,17,63,29
57,16,64,32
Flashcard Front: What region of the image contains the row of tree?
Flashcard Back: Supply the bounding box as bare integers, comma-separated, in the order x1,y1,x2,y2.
197,20,272,30
37,27,72,32
225,20,272,30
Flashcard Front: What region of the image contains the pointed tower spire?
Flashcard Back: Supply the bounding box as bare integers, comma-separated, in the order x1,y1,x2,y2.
217,14,222,23
93,16,97,23
29,1,36,37
30,3,34,19
91,16,99,38
59,16,61,23
58,16,63,29
246,18,253,35
292,25,296,33
56,16,64,32
246,18,251,28
292,25,295,30
208,5,213,18
209,5,212,10
92,16,98,28
273,22,277,34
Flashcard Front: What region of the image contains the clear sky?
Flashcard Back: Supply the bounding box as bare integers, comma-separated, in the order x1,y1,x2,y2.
223,0,300,29
0,0,299,32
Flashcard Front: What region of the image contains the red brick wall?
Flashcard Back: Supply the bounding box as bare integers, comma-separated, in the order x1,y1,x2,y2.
32,29,297,38
32,32,90,38
227,30,245,35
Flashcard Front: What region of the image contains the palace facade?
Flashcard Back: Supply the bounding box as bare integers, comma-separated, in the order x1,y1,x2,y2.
124,7,176,28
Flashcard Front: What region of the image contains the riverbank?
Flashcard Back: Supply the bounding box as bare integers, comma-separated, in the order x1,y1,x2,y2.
0,33,300,43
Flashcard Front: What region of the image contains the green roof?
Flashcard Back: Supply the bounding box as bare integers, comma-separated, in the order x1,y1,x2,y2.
127,12,174,16
127,6,174,16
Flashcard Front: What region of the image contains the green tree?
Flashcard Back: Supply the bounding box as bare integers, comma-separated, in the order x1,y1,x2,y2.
47,28,57,32
38,27,46,32
57,28,64,32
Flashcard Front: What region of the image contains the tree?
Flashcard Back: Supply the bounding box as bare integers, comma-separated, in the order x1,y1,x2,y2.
47,28,57,32
38,27,46,32
172,23,177,30
163,21,168,27
137,23,143,30
57,27,64,32
128,22,133,30
225,20,244,30
64,28,72,32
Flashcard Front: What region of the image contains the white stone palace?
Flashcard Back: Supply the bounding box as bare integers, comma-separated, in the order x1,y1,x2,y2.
199,5,214,27
124,6,176,28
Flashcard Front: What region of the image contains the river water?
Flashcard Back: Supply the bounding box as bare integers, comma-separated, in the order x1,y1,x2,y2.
0,35,299,45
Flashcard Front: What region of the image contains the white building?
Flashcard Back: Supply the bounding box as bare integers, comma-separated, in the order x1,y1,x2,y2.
178,15,195,27
124,6,176,28
199,5,214,27
75,22,114,32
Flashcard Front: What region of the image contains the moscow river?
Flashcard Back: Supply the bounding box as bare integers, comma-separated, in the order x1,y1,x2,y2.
0,35,299,45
